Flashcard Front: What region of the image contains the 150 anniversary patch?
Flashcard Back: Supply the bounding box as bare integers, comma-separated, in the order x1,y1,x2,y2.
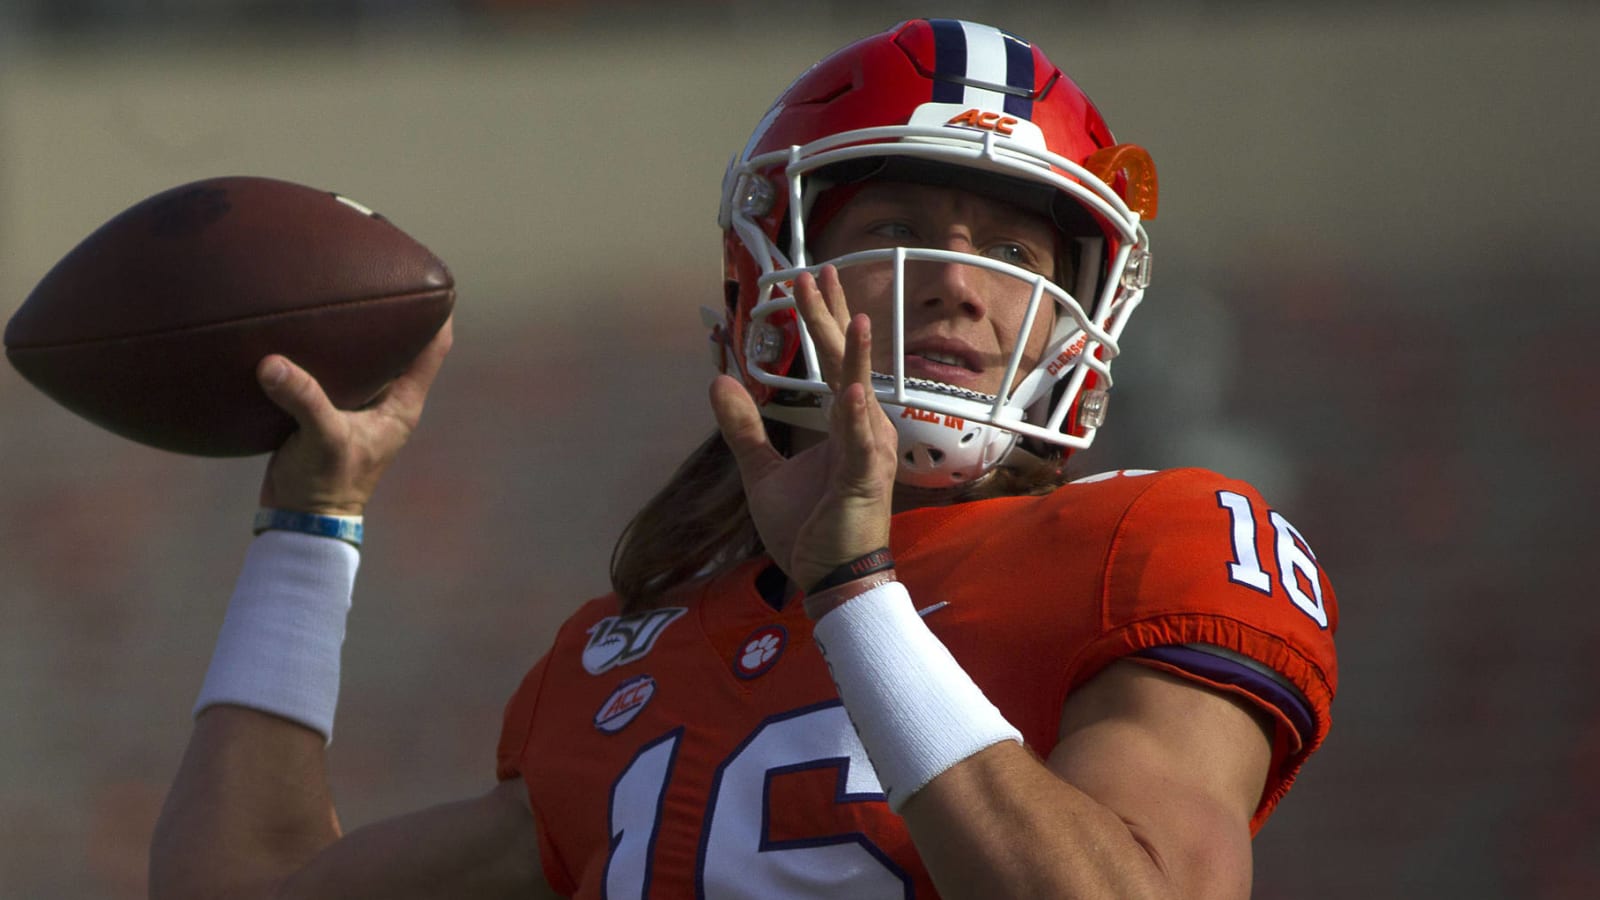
581,607,687,675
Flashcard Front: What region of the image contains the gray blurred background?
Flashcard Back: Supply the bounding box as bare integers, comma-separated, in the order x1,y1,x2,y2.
2,2,1597,897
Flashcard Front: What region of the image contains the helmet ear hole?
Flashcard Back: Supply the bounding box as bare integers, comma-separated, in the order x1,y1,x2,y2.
927,448,945,464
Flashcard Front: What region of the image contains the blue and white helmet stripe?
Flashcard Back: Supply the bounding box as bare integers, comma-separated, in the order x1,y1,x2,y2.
927,19,1036,119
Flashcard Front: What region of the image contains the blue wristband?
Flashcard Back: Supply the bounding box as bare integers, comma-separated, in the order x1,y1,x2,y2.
253,508,364,548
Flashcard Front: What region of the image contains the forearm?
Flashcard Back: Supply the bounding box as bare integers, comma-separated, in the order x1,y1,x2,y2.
152,528,358,899
151,712,549,900
812,584,1165,898
150,707,341,899
810,580,1256,900
899,742,1173,899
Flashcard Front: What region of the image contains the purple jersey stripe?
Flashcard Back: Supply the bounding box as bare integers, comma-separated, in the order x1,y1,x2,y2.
1134,645,1316,746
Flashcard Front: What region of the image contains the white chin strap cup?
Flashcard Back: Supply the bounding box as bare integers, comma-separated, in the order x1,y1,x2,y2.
880,399,1020,489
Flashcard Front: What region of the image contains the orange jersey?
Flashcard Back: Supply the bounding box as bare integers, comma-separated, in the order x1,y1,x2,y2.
498,468,1339,897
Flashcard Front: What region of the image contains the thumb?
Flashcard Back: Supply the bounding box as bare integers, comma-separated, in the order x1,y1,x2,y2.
709,375,783,481
257,355,341,437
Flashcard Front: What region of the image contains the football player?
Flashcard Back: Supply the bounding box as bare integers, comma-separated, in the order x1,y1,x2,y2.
152,19,1337,900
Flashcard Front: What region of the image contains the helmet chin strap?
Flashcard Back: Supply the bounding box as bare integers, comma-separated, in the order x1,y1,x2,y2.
770,373,1046,491
876,396,1020,489
888,443,1060,510
890,470,1000,511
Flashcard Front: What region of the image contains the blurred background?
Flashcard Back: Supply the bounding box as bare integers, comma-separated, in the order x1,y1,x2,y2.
2,1,1597,897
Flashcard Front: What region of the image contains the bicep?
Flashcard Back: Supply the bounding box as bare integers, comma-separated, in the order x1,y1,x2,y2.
1048,661,1274,899
281,779,556,899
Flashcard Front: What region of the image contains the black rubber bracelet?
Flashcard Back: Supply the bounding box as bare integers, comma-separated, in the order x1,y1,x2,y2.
808,547,895,594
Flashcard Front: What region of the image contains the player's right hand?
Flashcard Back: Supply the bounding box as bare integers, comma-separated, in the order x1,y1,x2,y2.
256,317,453,517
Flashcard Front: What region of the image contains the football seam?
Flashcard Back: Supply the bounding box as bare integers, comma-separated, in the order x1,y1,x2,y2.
5,287,453,352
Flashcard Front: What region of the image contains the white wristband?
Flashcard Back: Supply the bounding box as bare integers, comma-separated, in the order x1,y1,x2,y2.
193,529,359,743
811,580,1023,811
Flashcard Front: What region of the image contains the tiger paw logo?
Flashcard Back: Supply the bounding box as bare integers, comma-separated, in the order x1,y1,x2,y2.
732,625,786,679
582,607,686,675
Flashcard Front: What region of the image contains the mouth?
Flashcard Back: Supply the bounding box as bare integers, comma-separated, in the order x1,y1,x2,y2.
914,349,971,368
900,339,987,389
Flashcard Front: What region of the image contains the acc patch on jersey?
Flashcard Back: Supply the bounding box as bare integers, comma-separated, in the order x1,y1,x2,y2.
732,625,786,679
581,607,686,675
594,674,656,734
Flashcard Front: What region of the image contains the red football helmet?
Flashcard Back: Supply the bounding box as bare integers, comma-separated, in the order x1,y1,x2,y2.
713,18,1158,487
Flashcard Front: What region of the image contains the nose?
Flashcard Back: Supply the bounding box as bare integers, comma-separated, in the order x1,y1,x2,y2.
908,237,990,321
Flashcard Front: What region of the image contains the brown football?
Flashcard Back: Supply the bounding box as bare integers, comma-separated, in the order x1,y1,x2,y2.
4,176,454,456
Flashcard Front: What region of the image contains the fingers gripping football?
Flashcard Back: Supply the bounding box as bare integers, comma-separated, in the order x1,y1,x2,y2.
258,317,454,517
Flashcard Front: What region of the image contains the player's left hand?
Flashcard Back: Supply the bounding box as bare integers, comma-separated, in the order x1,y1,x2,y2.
710,266,900,593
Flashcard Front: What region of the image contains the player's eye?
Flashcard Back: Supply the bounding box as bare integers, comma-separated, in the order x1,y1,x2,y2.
984,241,1040,269
867,221,917,242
